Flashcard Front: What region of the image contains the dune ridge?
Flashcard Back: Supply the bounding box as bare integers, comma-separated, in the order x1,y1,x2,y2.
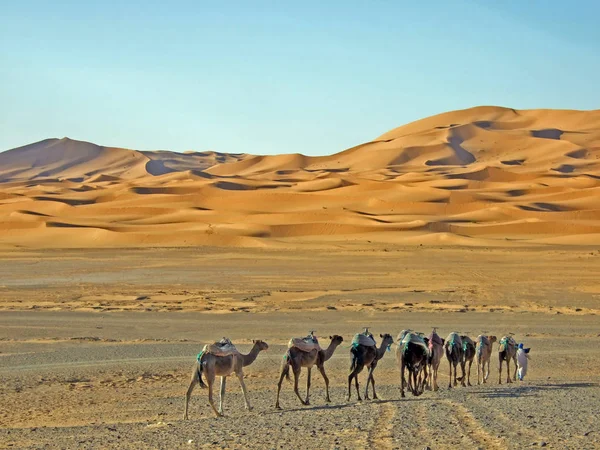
2,106,600,248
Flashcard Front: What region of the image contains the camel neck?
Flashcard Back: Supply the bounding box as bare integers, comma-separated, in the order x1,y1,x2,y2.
322,340,341,362
376,341,389,360
241,344,261,367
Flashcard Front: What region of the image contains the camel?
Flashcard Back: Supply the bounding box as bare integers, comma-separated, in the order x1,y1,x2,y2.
475,335,497,384
498,335,518,384
184,339,269,418
396,331,430,397
457,335,476,386
426,328,444,391
275,334,344,409
347,331,394,401
444,332,465,388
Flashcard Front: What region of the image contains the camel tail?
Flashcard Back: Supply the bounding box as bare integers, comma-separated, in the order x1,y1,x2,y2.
282,351,291,381
350,348,358,372
196,355,207,389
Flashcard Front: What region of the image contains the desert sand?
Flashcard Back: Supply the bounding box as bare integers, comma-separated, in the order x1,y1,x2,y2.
2,106,600,248
1,247,600,449
1,107,600,449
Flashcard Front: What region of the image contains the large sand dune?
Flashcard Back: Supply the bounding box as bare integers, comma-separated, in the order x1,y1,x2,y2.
2,106,600,248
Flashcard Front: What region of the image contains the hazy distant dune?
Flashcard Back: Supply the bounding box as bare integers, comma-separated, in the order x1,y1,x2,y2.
2,106,600,248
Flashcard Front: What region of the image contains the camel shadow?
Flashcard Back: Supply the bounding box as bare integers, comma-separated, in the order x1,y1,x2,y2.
267,396,425,414
473,382,596,399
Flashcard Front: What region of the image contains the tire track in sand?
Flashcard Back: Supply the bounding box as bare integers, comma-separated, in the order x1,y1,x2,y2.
442,399,507,450
368,400,396,450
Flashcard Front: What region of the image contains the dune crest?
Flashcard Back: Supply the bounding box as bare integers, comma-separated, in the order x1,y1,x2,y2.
2,106,600,248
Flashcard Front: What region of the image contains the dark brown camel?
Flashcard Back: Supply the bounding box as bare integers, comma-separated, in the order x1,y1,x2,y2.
347,333,394,401
498,335,518,384
444,332,465,389
457,335,476,386
275,335,343,409
184,340,268,418
396,331,430,397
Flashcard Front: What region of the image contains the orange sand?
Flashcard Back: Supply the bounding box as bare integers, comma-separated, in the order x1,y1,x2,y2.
2,106,600,248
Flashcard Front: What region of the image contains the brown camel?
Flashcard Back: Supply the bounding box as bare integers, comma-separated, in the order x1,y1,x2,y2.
275,335,344,409
457,335,476,386
498,335,518,384
444,332,465,389
184,340,269,418
347,332,394,401
426,328,444,391
475,335,497,384
396,331,430,397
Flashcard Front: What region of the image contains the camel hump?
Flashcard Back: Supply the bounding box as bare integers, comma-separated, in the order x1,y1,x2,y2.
428,332,443,346
288,336,322,352
401,332,430,356
446,332,462,348
352,333,377,348
203,338,240,357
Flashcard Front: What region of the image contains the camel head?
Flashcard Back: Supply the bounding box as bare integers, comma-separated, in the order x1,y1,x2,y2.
488,335,497,343
329,335,344,345
252,340,269,351
380,333,394,350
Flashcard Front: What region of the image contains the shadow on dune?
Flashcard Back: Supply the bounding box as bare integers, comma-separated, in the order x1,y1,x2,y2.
531,128,564,140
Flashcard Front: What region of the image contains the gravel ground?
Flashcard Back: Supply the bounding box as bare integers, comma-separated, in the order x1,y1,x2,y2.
1,311,599,449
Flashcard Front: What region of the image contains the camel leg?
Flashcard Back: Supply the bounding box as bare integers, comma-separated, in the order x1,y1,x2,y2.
305,367,312,405
364,367,371,401
512,356,518,382
448,359,453,389
318,364,331,403
355,374,361,400
485,358,490,382
433,365,439,392
454,362,459,387
421,365,428,395
237,371,253,410
506,359,512,384
275,363,288,409
414,369,420,395
369,366,378,399
218,376,226,416
426,364,432,391
467,360,473,386
207,376,221,418
183,366,199,420
400,360,406,398
498,354,503,385
292,366,306,405
347,372,353,401
461,359,467,387
348,363,364,402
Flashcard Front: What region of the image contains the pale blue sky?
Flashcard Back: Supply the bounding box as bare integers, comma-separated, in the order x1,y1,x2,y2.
1,1,599,155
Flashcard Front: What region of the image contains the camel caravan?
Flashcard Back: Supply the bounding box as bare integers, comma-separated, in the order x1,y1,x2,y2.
184,329,531,418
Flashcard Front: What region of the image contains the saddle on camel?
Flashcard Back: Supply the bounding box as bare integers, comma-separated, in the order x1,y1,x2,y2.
351,328,377,349
288,331,322,352
197,337,240,360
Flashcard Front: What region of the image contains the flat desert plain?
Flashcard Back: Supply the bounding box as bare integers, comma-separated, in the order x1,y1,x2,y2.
1,246,599,449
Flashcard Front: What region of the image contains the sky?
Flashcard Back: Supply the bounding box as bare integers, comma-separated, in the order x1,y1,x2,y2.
1,1,599,156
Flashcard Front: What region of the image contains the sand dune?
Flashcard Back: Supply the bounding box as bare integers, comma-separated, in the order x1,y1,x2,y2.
2,106,600,248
